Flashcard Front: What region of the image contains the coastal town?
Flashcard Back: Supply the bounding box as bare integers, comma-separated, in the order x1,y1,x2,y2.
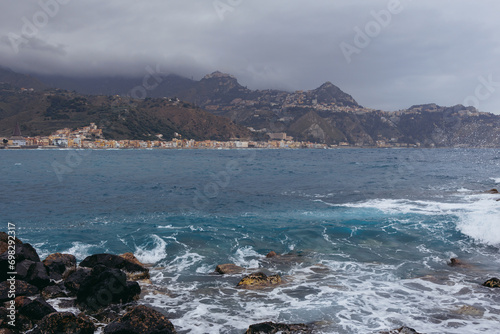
0,122,424,150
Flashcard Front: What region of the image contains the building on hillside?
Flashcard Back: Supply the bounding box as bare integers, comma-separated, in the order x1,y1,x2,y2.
10,122,26,146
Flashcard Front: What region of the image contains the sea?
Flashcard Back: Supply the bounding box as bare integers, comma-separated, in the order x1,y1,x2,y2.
1,148,500,334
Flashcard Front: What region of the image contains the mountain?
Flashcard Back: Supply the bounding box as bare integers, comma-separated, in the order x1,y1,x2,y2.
0,83,252,141
4,68,500,147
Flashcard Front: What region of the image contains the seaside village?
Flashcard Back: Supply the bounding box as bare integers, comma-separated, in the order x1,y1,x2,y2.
1,123,333,150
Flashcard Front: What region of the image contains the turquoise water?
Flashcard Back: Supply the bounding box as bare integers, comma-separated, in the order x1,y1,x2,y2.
1,149,500,333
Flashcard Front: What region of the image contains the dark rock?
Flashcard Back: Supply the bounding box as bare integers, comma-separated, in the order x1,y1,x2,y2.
42,284,68,299
104,305,177,334
64,267,91,294
81,253,150,280
266,251,277,258
486,188,499,194
0,280,39,302
92,304,125,324
0,231,22,254
31,312,95,334
237,272,282,289
483,277,500,288
16,296,57,320
215,263,245,275
380,327,422,334
43,253,76,280
15,259,35,280
245,322,311,334
0,328,15,334
76,265,140,311
448,258,468,267
15,243,41,262
0,307,10,328
27,261,51,289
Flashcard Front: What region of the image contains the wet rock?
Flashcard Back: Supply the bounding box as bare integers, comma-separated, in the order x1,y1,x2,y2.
42,284,68,299
27,261,52,289
0,231,22,254
81,253,150,280
43,253,77,280
76,265,140,311
0,307,10,327
448,258,468,267
92,304,125,324
120,252,146,266
0,280,39,302
266,251,277,258
16,296,57,320
483,277,500,288
486,188,499,194
64,267,92,294
31,312,96,334
245,321,311,333
380,327,422,334
455,305,484,317
15,243,41,262
104,305,177,334
237,272,282,289
15,259,35,280
0,328,15,334
215,263,245,275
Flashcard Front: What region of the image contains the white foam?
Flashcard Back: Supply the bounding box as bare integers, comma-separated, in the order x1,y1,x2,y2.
229,246,262,268
134,234,168,264
490,177,500,184
63,241,107,261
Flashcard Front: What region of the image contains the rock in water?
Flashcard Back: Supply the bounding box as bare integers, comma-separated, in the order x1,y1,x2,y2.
483,277,500,288
266,251,277,258
42,284,67,299
486,188,499,194
215,263,245,275
31,312,95,334
43,253,77,280
104,305,177,334
245,322,311,333
237,272,282,289
380,327,422,334
0,231,22,254
76,265,140,311
80,253,150,280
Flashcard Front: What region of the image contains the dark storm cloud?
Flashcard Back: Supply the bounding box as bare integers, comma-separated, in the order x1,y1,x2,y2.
0,0,499,113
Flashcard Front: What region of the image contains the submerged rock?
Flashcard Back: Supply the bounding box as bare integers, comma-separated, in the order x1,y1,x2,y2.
483,277,500,288
245,321,311,333
104,305,177,334
31,312,95,334
237,272,282,289
380,327,422,334
455,305,484,317
81,253,150,280
76,265,140,311
215,263,245,275
43,253,77,280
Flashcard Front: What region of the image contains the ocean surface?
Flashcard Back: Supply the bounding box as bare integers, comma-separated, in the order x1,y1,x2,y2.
1,148,500,333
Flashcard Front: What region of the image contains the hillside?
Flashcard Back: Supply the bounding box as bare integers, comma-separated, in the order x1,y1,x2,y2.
0,84,252,141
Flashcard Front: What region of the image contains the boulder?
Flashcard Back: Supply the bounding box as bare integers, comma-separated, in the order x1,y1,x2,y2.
237,272,282,289
43,253,76,280
266,251,277,258
215,263,245,275
15,243,41,262
64,267,92,294
76,265,140,311
0,280,39,302
120,252,146,266
81,253,150,280
104,305,177,334
483,277,500,288
0,231,22,254
15,259,35,280
486,188,499,194
27,261,52,289
16,296,57,320
0,328,15,334
42,284,68,299
245,322,311,334
448,258,468,267
31,312,95,334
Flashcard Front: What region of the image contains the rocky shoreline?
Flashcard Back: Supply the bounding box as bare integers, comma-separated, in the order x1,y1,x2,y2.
1,232,499,334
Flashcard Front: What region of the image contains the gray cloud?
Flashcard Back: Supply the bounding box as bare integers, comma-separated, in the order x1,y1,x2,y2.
0,0,499,113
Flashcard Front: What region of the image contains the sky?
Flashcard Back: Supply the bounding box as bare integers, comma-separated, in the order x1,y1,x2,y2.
1,0,499,114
